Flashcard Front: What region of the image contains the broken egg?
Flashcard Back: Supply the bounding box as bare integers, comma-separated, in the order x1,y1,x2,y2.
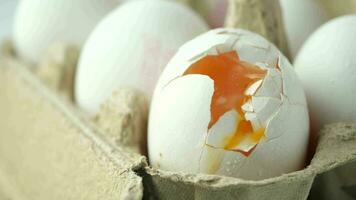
295,15,356,133
13,0,118,63
148,28,310,180
75,0,208,115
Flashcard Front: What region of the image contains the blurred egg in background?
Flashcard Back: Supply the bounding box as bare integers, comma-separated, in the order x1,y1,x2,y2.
0,0,17,42
75,0,208,115
295,15,356,133
280,0,356,60
280,0,328,59
13,0,119,63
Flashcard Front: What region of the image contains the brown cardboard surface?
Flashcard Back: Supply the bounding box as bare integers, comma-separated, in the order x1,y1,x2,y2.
0,170,27,200
308,123,356,200
141,123,356,200
318,0,356,18
2,54,356,200
36,43,79,101
0,53,317,200
0,58,145,200
225,0,290,59
310,123,356,174
1,39,356,200
310,161,356,200
94,88,149,155
143,167,314,200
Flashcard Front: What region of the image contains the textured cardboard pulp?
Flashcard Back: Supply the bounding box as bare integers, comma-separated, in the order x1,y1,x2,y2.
1,44,356,200
1,0,356,199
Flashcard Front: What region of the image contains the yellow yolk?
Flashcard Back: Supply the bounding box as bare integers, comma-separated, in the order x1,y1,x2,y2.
183,51,267,156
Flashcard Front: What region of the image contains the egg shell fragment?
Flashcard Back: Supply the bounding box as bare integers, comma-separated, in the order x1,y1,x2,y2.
254,68,282,98
149,28,310,180
206,110,240,149
75,0,208,115
249,96,282,129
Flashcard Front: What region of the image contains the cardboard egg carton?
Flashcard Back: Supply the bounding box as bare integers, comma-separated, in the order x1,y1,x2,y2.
1,41,356,200
1,1,356,200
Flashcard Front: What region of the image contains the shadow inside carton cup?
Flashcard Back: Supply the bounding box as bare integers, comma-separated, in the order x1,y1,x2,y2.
309,161,356,200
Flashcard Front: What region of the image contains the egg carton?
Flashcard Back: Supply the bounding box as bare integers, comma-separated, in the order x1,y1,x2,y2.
0,41,356,200
2,1,356,200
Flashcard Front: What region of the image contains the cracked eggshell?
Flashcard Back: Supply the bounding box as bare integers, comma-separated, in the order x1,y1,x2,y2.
13,0,118,63
149,74,214,172
280,0,328,59
75,0,208,115
295,15,356,133
149,28,310,180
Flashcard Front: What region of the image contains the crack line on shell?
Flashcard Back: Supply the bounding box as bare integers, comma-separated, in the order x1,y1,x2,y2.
160,75,181,92
277,57,285,97
188,43,236,63
282,92,307,107
229,37,240,50
252,58,284,141
248,96,282,118
204,143,254,176
262,101,284,141
205,138,259,156
289,101,308,107
188,52,207,62
240,41,270,52
216,46,223,55
217,30,244,37
252,96,282,102
198,128,210,172
254,68,282,98
263,93,308,142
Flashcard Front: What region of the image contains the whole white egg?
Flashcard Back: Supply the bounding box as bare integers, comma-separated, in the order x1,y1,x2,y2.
75,0,208,115
149,28,310,180
295,15,356,133
13,0,118,63
280,0,328,59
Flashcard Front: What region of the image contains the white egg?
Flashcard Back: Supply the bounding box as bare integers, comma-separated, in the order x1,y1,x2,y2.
13,0,118,63
280,0,328,59
0,0,17,42
295,15,356,133
149,28,309,180
75,0,208,115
